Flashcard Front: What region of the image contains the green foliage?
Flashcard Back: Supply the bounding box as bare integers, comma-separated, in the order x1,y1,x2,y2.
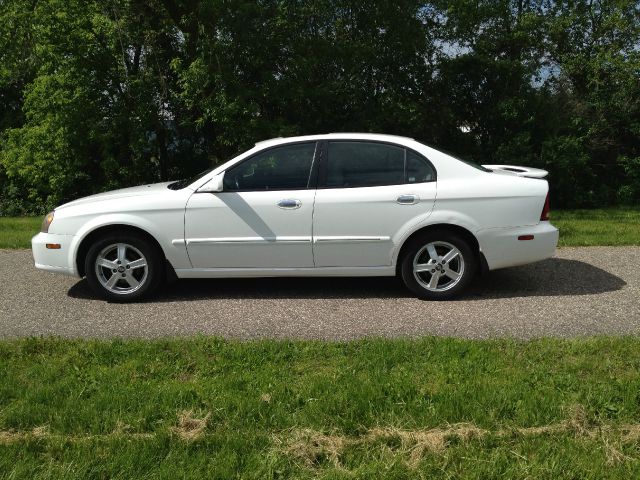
0,0,639,213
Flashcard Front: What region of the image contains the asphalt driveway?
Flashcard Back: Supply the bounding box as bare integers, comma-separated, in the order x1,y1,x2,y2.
1,247,638,340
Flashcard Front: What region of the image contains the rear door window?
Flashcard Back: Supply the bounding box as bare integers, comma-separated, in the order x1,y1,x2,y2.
325,141,405,188
324,141,435,188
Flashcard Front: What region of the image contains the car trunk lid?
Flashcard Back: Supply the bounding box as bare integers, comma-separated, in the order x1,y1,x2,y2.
482,164,548,179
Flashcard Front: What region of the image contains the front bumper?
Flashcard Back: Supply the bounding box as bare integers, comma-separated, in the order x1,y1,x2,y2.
31,232,79,277
477,221,559,270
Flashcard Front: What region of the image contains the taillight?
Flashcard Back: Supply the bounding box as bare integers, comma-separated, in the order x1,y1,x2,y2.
540,192,550,221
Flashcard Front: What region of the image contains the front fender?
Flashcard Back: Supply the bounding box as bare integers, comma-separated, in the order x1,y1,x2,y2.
69,213,191,273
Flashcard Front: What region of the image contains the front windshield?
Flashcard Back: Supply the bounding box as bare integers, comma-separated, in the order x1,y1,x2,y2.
167,168,214,190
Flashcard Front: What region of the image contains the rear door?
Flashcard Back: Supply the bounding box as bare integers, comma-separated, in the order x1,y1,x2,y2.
312,140,437,267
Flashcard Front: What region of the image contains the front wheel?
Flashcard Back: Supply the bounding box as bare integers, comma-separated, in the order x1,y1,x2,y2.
85,233,164,302
400,231,477,300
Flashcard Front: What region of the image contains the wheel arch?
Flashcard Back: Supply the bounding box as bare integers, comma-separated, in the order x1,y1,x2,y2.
75,224,173,278
394,223,487,275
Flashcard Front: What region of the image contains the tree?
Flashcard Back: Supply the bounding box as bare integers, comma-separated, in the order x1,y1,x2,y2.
1,0,638,213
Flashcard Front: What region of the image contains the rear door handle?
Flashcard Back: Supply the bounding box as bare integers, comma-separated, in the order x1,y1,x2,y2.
277,199,302,209
396,194,419,205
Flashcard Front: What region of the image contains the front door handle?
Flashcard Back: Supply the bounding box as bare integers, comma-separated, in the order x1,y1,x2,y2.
397,194,419,205
277,199,302,209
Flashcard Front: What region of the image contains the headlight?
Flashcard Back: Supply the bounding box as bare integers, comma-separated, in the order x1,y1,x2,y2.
41,211,55,233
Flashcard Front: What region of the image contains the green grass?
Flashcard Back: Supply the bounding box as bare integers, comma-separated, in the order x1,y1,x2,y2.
553,207,640,246
0,217,41,249
1,208,639,249
2,337,640,478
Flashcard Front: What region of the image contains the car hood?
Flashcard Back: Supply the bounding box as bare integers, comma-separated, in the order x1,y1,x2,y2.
57,182,175,209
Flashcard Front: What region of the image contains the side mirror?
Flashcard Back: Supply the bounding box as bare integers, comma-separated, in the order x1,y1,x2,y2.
197,173,224,193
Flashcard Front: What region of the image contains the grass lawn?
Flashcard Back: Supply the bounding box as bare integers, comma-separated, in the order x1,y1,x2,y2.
1,210,638,477
0,217,40,249
553,208,640,247
1,208,638,249
1,337,640,478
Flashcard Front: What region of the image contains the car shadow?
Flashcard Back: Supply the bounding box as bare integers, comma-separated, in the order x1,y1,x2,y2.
464,258,627,300
67,257,626,302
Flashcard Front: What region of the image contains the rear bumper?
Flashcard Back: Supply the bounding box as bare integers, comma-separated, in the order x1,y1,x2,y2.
31,232,80,277
477,221,559,270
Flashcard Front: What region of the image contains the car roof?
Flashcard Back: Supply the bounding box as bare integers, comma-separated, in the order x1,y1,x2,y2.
192,132,479,190
254,133,416,148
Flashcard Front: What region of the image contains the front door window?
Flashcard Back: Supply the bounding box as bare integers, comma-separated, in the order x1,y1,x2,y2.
223,143,316,191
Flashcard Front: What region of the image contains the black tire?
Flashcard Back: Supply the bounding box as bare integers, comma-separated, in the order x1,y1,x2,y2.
400,230,477,300
84,232,164,302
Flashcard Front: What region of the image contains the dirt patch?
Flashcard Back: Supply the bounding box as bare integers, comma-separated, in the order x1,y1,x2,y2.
170,410,211,441
510,404,590,438
367,424,486,467
0,426,49,444
0,430,24,444
0,411,212,445
620,424,640,443
279,428,347,467
565,403,593,436
0,424,155,444
277,406,638,469
279,424,488,469
260,393,272,403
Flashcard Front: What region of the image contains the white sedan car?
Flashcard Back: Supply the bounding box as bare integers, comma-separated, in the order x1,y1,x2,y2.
32,133,558,301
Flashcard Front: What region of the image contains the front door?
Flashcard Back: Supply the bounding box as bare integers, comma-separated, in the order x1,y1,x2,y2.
312,140,437,267
185,142,318,269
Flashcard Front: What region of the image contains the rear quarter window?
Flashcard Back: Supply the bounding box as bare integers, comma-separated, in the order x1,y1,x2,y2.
406,150,436,183
323,141,436,188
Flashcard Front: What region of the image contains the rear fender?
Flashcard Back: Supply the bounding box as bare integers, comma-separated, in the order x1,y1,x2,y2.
391,209,481,265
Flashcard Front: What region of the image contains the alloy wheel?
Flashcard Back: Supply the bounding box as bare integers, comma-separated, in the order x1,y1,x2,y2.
94,243,148,295
412,241,465,292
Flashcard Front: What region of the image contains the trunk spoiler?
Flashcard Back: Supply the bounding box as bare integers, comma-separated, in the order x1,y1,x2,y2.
482,164,548,179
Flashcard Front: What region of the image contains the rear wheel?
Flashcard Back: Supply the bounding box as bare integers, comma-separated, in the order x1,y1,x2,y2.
400,230,477,300
85,233,163,302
